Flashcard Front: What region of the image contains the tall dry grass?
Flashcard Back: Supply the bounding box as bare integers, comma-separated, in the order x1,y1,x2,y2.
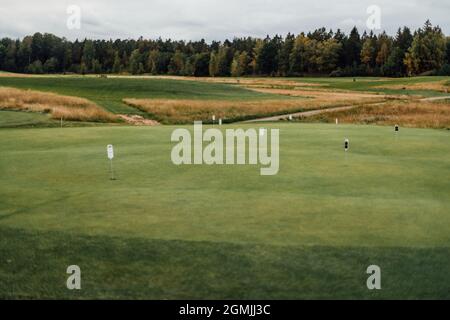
0,87,117,122
303,100,450,129
124,90,389,124
123,97,387,124
375,80,450,93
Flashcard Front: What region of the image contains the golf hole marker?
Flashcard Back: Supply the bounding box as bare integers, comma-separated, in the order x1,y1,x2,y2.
107,144,115,180
107,144,114,160
344,139,349,152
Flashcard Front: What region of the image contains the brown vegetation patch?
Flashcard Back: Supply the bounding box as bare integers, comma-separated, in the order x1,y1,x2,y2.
0,87,117,122
123,97,388,124
302,100,450,129
375,80,450,93
0,72,32,78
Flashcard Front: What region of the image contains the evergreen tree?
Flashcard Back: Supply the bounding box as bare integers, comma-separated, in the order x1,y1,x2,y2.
345,27,362,67
404,20,447,75
278,33,295,76
193,53,210,77
0,22,446,78
256,36,280,75
82,40,95,72
217,45,233,76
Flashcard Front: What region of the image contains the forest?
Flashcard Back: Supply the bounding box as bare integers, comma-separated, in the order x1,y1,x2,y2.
0,20,449,77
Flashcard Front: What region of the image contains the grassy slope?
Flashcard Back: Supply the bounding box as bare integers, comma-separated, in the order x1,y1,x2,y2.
1,76,448,127
0,76,277,115
288,76,450,97
1,124,449,299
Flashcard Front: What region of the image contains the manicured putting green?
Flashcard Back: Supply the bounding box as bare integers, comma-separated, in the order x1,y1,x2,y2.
0,123,449,299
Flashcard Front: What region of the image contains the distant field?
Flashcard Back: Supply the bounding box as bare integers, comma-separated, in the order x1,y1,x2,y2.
0,75,277,115
0,75,449,126
1,124,449,299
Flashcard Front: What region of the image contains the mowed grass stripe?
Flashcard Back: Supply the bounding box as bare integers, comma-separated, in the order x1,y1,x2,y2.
1,226,449,299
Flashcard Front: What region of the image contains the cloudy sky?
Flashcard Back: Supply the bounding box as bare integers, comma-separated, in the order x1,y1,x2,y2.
0,0,448,41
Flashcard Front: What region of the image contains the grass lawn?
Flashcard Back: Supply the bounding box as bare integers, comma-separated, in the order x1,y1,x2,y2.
0,110,54,128
1,75,449,125
1,123,449,299
0,76,278,115
288,76,450,97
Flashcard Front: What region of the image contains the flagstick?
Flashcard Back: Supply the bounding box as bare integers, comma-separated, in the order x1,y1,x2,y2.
110,158,115,180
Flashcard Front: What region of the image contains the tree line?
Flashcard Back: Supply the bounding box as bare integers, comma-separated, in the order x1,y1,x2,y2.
1,20,449,77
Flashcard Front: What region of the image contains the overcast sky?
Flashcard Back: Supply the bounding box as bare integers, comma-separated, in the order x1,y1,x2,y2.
0,0,448,41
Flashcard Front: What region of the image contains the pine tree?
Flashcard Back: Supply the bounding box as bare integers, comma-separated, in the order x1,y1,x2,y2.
81,40,95,72
278,33,295,76
404,20,447,75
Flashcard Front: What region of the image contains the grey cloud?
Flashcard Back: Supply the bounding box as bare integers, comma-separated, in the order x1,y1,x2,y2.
0,0,448,41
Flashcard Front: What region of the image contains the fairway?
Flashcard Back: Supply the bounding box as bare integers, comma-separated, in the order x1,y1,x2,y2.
1,123,449,299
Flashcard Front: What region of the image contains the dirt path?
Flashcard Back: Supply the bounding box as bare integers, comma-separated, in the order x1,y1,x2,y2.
241,104,383,123
420,96,450,102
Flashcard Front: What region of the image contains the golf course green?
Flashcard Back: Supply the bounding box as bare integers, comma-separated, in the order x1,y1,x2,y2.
1,123,449,299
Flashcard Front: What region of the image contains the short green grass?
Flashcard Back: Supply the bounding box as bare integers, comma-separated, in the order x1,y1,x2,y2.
0,110,54,128
1,123,449,299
